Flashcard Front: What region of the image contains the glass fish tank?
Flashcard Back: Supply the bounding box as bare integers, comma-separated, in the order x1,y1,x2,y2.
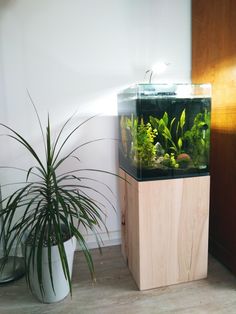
118,83,211,181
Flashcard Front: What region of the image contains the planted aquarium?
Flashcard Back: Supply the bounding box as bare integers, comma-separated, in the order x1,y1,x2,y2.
118,84,211,181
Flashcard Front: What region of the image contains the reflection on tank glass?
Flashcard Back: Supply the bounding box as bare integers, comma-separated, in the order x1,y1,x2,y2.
118,84,211,181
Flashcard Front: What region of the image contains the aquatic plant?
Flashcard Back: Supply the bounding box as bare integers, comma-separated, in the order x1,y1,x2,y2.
183,110,210,168
135,119,157,167
162,153,179,168
120,116,129,157
150,109,186,156
121,115,137,161
120,116,157,167
120,108,210,171
175,109,186,153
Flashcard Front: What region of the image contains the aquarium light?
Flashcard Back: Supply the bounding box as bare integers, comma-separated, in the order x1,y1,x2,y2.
152,62,169,75
145,62,170,83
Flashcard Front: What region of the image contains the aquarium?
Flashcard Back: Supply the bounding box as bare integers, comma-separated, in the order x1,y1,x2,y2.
118,84,211,181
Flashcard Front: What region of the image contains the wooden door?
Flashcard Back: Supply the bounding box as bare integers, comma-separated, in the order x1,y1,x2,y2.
192,0,236,272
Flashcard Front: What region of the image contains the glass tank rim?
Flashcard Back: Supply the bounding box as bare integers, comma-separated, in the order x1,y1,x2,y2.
134,83,211,86
118,83,212,99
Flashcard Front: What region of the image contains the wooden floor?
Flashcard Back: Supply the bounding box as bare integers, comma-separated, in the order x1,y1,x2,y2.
0,245,236,314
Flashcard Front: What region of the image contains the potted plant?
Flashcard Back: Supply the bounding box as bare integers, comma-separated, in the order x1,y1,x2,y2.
0,108,113,303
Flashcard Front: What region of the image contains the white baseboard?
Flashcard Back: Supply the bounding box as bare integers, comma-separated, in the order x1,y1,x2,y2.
76,230,121,250
0,230,121,256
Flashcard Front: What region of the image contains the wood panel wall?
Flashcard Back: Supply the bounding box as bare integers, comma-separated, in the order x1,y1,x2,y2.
192,0,236,272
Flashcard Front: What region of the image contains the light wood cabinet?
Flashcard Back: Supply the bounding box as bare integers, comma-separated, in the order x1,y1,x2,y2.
119,168,210,290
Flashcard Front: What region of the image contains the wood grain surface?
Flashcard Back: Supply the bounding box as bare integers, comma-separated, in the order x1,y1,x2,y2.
119,169,210,290
192,0,236,273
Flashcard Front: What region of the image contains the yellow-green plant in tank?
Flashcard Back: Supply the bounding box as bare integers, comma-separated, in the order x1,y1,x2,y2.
161,153,179,168
135,119,157,167
121,115,157,167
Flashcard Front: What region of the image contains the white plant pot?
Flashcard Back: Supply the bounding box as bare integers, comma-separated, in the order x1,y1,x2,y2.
27,236,76,303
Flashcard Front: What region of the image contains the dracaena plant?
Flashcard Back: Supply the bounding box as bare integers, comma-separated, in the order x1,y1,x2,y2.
0,105,115,298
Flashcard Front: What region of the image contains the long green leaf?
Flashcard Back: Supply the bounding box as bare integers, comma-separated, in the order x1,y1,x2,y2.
53,114,99,164
27,89,47,155
180,109,186,130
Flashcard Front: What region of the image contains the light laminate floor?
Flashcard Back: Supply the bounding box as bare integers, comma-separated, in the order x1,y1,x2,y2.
0,245,236,314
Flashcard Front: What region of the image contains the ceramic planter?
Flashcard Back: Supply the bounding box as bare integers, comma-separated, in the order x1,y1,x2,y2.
27,236,76,303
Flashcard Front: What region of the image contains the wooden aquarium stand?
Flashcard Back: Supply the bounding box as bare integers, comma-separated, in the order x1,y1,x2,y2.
119,168,210,290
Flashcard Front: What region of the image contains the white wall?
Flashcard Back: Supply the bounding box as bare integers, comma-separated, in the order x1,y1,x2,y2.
0,0,191,248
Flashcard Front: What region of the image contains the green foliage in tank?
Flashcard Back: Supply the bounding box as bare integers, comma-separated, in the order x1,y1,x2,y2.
135,119,158,167
183,109,210,168
150,109,186,156
120,115,157,167
120,108,210,170
161,153,179,168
